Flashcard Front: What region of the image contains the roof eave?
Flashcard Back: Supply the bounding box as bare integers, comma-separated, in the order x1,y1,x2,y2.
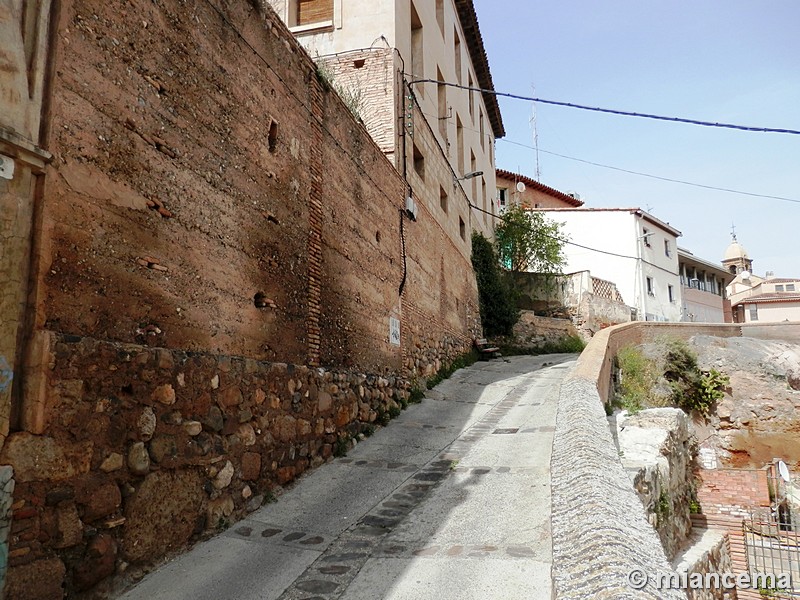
454,0,505,138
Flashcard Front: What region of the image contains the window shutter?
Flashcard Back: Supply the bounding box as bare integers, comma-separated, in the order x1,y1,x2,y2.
297,0,333,25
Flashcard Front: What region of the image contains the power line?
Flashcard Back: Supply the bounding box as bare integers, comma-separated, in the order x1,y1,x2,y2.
468,201,639,261
410,79,800,136
500,139,800,204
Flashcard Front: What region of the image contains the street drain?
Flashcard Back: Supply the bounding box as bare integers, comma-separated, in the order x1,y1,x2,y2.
492,428,519,435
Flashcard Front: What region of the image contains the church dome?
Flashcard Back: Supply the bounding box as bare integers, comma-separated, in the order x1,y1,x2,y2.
724,240,749,261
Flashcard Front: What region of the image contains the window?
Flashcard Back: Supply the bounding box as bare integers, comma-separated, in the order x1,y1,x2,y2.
459,217,465,240
470,151,477,203
776,284,785,292
435,0,444,35
646,277,654,296
479,108,485,152
787,284,796,292
497,187,508,207
439,186,448,213
437,67,447,140
643,227,651,247
668,285,675,303
413,143,425,182
749,304,759,322
410,2,423,97
293,0,333,26
453,28,462,85
456,116,464,173
664,239,672,257
468,72,474,121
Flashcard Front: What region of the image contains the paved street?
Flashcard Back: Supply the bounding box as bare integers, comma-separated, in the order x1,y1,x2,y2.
119,354,576,600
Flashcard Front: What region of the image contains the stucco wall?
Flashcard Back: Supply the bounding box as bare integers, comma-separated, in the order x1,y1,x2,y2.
743,301,800,323
682,287,726,323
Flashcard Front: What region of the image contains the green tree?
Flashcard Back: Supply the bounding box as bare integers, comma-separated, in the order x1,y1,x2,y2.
494,205,567,274
471,232,518,337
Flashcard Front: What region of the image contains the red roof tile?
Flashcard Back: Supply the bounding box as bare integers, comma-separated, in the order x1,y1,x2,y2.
495,169,584,207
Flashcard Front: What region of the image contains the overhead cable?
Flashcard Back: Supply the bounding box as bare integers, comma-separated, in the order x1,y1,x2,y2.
409,79,800,136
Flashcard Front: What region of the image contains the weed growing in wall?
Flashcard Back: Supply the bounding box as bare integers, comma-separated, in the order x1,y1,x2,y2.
615,345,659,413
315,58,366,123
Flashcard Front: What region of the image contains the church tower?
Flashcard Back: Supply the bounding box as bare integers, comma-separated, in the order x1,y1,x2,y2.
721,229,753,275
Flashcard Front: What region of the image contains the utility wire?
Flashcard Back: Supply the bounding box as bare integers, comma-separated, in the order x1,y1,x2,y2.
410,79,800,136
421,108,800,204
500,138,800,204
468,201,639,261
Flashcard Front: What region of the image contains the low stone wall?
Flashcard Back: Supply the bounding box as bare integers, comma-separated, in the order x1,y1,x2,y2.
510,311,578,349
551,377,686,598
1,332,413,599
673,528,733,600
616,408,694,561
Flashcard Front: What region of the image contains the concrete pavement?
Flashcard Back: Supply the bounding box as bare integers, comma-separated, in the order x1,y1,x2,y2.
119,354,577,600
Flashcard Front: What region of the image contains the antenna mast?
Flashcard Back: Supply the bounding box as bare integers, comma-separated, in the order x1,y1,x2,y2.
529,83,541,180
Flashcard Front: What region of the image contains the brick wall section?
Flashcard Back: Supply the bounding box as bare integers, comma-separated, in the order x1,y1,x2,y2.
696,468,771,519
307,63,325,368
2,332,413,598
317,49,399,165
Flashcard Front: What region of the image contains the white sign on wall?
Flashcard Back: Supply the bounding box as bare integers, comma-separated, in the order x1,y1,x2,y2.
0,155,15,180
389,317,400,346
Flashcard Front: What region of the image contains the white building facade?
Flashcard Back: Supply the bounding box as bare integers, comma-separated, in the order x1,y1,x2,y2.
532,208,683,322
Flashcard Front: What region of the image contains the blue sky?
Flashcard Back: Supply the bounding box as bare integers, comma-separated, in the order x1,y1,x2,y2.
473,0,800,276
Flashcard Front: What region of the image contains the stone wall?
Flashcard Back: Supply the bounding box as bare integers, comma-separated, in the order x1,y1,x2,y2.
510,311,578,349
551,320,800,599
551,377,686,599
672,528,733,600
616,408,694,561
511,271,631,339
2,332,413,599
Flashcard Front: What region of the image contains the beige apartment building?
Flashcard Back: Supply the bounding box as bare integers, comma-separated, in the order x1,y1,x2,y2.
677,248,733,323
266,0,505,239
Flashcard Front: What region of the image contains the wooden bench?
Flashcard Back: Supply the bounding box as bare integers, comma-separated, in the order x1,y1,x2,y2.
474,338,501,360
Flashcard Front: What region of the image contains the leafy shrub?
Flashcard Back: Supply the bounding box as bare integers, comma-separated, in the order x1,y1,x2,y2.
616,345,659,414
471,232,519,337
615,338,729,416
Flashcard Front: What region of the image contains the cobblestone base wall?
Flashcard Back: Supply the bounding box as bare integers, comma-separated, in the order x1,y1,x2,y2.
1,332,414,599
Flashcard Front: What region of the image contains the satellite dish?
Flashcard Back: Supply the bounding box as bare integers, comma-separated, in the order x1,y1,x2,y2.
778,460,790,482
741,270,751,280
516,182,526,193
